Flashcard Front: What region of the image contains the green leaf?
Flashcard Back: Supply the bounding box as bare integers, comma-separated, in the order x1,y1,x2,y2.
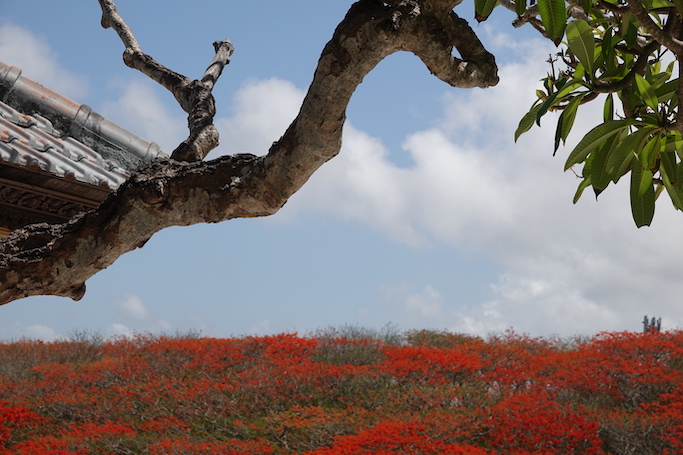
475,0,499,21
554,115,563,156
625,18,638,49
603,93,614,122
649,72,671,91
582,151,593,178
635,74,659,111
573,176,592,203
659,154,683,210
516,0,527,16
639,132,662,170
566,20,595,76
663,132,683,155
662,177,683,210
630,166,655,227
536,79,583,125
581,0,593,14
564,119,636,170
660,151,678,185
606,127,654,183
678,160,683,185
655,79,678,103
601,27,615,72
591,133,620,191
515,104,544,142
538,0,568,44
554,94,585,155
641,0,675,8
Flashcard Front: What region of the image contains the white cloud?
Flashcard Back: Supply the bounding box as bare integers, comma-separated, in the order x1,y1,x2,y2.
23,324,59,341
5,20,676,338
110,323,134,339
99,79,186,153
261,34,683,336
405,285,444,318
51,27,680,337
378,283,447,328
118,294,151,320
208,78,305,159
0,23,88,99
0,322,59,342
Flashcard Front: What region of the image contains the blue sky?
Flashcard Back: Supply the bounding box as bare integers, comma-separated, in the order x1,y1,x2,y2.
1,1,682,340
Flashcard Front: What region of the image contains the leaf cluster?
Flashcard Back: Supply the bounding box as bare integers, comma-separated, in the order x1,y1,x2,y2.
481,0,683,226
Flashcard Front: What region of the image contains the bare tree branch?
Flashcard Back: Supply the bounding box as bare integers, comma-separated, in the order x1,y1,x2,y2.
98,0,233,162
98,0,139,50
202,40,235,90
0,0,498,305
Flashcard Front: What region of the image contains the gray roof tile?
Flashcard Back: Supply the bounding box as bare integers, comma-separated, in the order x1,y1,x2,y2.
0,101,129,189
0,60,167,191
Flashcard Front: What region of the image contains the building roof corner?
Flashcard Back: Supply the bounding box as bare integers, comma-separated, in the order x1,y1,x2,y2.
0,60,168,234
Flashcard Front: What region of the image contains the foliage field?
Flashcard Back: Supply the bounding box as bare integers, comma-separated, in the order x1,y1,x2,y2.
0,328,681,454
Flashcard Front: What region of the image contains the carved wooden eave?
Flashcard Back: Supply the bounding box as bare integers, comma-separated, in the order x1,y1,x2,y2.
0,60,167,237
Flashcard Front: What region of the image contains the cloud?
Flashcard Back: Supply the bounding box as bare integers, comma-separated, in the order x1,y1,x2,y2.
382,284,445,320
208,78,305,159
109,323,135,339
0,322,59,342
112,294,175,336
0,23,88,99
98,76,304,160
99,79,186,153
24,324,59,341
405,285,444,317
118,294,151,320
5,20,677,338
267,33,683,336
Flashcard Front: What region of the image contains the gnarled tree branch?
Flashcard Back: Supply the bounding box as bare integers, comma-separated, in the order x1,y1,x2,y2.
98,0,233,162
0,0,498,305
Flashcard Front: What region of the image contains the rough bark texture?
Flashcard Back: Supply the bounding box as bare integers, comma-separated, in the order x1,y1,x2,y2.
0,0,498,305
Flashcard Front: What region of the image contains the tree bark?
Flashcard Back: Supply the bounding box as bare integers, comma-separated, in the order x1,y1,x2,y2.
0,0,498,305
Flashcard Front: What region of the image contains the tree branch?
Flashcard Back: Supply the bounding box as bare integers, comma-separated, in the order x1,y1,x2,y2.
0,0,498,305
407,11,499,88
628,0,683,55
592,40,660,93
675,54,683,130
202,40,235,90
98,0,234,162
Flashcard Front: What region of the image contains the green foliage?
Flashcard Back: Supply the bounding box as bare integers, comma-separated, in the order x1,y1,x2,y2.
475,0,500,22
509,0,683,227
538,0,568,44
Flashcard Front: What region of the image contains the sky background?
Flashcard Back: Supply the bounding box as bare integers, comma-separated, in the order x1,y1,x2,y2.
1,0,681,341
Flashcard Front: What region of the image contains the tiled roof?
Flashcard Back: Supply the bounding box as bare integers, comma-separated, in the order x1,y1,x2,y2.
0,101,129,189
0,60,166,190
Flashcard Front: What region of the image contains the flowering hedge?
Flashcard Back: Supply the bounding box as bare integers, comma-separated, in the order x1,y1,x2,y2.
0,329,681,454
